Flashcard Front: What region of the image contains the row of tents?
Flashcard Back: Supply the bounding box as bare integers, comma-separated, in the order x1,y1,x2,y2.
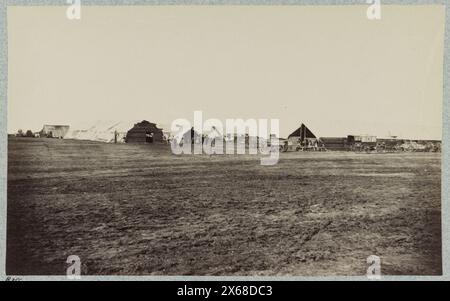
27,121,440,152
36,121,165,143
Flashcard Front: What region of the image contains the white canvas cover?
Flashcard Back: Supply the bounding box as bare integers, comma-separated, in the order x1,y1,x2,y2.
64,120,139,143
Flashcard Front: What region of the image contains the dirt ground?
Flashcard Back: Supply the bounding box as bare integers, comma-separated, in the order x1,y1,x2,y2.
6,137,442,276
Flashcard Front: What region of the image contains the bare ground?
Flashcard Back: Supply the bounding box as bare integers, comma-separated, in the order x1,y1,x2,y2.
6,137,442,275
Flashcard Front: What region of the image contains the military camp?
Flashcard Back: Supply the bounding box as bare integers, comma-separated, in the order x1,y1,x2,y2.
6,118,442,276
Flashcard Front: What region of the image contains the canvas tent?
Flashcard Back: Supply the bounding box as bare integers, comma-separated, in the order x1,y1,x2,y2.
40,125,70,138
170,127,202,145
203,126,223,140
64,120,139,143
288,123,317,142
183,127,202,145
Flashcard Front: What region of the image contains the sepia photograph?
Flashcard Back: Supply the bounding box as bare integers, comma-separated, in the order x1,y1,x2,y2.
3,3,446,279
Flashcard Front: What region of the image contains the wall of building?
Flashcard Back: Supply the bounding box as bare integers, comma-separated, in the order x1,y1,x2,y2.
125,121,164,143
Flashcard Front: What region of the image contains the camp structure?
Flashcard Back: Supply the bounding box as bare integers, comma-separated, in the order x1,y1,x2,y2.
156,123,171,142
287,123,322,151
288,124,316,142
125,120,164,143
182,127,202,145
64,120,139,143
347,134,377,151
167,126,200,146
320,137,349,151
203,126,223,140
40,125,70,138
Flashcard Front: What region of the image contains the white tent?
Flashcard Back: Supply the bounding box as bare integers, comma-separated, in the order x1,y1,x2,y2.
203,126,223,140
64,120,139,143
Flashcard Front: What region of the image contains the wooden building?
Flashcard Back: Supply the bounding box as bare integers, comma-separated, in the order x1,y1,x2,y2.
125,120,164,143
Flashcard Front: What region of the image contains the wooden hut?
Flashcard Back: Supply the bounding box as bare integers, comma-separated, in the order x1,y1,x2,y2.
125,120,164,143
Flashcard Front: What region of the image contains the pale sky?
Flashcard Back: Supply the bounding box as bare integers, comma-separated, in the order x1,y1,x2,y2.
7,5,445,139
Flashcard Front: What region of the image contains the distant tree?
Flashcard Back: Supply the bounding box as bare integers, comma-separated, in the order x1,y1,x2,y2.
16,129,24,137
25,130,34,137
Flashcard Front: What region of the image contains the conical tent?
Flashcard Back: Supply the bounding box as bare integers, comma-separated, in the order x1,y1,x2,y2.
174,127,203,145
189,127,203,143
288,123,316,141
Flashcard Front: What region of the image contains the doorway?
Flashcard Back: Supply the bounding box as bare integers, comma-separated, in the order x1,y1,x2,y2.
146,131,154,143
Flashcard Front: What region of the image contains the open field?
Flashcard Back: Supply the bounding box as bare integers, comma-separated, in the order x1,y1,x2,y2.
6,137,441,276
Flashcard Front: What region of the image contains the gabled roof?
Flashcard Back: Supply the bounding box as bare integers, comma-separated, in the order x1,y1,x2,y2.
288,123,316,140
